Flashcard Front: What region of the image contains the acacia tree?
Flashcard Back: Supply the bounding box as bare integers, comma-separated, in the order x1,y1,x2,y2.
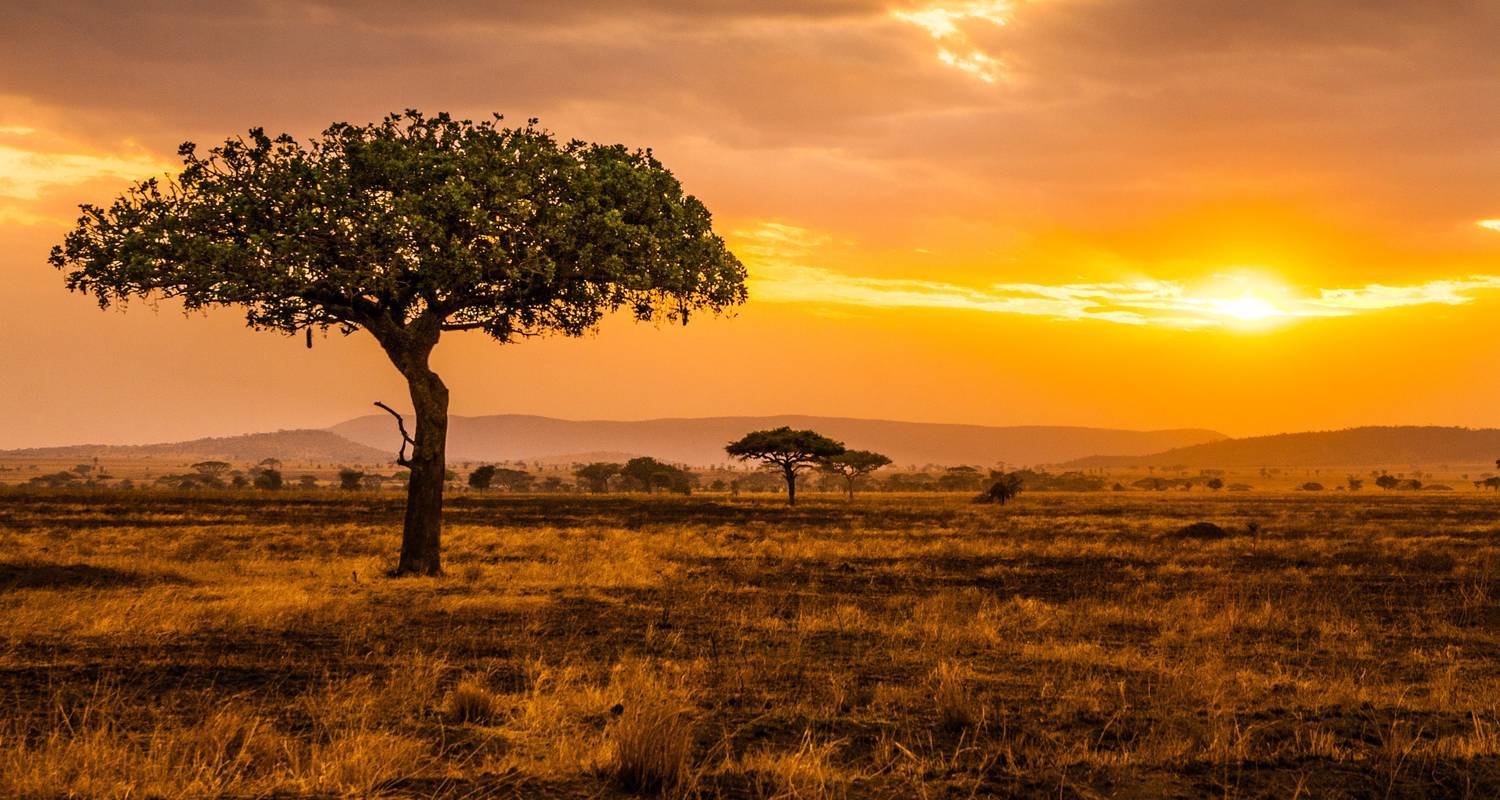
51,111,746,575
817,449,892,500
725,427,845,506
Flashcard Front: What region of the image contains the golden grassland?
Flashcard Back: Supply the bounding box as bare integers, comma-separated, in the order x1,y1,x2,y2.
1,489,1498,798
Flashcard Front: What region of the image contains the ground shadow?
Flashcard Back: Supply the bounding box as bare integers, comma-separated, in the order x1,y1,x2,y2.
0,560,193,592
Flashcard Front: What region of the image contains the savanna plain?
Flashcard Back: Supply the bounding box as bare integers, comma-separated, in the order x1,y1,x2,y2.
3,488,1499,799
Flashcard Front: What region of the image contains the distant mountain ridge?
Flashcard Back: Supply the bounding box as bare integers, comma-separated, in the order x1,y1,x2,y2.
328,413,1226,467
1066,426,1500,468
0,430,388,463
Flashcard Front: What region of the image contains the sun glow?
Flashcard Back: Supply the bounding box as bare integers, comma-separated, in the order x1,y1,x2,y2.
1207,293,1283,322
737,223,1500,330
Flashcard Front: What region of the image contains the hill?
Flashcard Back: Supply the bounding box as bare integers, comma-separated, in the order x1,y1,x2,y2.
1065,426,1500,468
0,430,388,464
328,413,1226,467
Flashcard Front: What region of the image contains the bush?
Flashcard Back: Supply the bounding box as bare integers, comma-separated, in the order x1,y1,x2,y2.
443,679,502,724
252,468,282,490
337,468,364,491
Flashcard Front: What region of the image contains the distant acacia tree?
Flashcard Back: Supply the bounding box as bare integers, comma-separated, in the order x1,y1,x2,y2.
1206,477,1224,491
296,474,319,489
191,461,231,478
937,466,986,493
51,111,746,575
574,462,622,493
467,464,498,491
817,450,892,500
725,428,845,506
491,468,536,493
1375,474,1399,491
1346,476,1364,491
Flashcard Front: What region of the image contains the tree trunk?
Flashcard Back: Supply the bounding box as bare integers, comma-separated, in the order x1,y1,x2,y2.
846,477,854,501
396,365,448,575
783,464,797,506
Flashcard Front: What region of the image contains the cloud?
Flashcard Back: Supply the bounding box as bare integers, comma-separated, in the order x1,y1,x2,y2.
1308,278,1500,312
0,121,169,225
1480,220,1500,233
737,222,1500,329
891,1,1016,82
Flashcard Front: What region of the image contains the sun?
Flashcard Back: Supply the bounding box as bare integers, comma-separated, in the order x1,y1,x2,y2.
1209,293,1283,322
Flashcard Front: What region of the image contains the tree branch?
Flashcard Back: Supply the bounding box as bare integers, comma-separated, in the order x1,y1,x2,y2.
373,401,415,468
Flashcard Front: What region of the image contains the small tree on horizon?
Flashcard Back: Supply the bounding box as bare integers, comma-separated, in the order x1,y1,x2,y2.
338,468,365,491
491,467,536,493
817,450,892,500
975,470,1024,505
252,468,283,490
191,461,231,477
574,462,622,493
620,457,694,495
467,464,498,491
725,427,845,506
50,111,746,575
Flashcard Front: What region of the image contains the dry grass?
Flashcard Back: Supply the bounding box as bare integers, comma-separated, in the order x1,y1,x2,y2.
608,662,697,795
1,488,1499,797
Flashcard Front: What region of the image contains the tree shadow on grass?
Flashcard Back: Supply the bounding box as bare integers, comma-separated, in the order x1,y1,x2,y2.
0,560,194,592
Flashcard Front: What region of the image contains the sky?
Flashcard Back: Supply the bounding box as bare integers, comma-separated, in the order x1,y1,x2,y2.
3,0,1500,447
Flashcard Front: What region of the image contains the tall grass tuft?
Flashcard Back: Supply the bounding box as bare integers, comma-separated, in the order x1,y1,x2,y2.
609,665,696,796
931,661,984,732
444,677,503,724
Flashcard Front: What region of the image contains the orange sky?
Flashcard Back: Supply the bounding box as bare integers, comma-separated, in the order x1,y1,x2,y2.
3,1,1500,447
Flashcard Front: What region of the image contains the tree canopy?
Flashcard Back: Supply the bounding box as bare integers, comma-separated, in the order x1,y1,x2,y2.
816,449,892,499
574,462,622,493
975,471,1024,505
468,464,498,490
51,111,746,344
620,457,694,494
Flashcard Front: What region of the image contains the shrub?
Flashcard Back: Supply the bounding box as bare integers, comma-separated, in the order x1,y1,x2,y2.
443,678,502,724
337,468,364,491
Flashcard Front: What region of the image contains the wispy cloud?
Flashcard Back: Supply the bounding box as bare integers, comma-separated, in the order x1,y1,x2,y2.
1479,219,1500,233
0,123,168,225
736,222,1500,329
891,1,1015,83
